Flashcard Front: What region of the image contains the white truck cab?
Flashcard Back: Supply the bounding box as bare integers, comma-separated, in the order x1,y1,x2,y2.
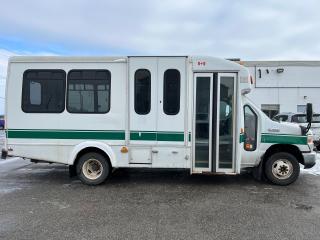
2,56,316,185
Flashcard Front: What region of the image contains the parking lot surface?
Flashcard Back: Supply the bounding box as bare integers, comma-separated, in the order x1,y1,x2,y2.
0,157,320,240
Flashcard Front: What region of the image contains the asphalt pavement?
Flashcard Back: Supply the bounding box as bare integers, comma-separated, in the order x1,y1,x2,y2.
0,157,319,240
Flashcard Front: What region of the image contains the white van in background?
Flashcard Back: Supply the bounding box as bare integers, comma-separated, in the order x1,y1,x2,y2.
273,113,320,150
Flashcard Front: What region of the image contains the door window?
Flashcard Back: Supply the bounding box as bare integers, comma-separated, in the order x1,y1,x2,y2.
194,76,211,168
244,105,257,151
134,69,151,115
218,77,234,168
163,69,180,115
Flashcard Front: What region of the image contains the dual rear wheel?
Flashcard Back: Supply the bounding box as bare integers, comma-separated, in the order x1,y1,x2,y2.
76,152,111,185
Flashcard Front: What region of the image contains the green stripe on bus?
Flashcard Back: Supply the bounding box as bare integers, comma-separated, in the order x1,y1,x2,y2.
9,130,306,145
157,132,184,142
239,133,245,143
130,131,184,142
130,131,157,141
7,130,125,140
7,129,185,142
261,133,307,145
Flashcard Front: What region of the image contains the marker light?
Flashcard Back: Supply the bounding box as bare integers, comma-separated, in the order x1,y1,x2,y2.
121,146,128,153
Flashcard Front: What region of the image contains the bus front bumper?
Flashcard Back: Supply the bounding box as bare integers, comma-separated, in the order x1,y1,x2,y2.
303,152,317,169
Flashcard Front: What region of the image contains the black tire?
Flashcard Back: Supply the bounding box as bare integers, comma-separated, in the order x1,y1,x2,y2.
76,152,111,185
316,144,320,152
264,152,300,186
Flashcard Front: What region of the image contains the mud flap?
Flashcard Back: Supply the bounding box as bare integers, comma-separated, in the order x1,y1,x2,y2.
252,159,267,182
69,165,77,178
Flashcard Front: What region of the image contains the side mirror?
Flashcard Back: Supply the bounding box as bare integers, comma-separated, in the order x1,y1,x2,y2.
306,103,313,123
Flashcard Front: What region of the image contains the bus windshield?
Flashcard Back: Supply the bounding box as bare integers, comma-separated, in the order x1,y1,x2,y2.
291,114,320,123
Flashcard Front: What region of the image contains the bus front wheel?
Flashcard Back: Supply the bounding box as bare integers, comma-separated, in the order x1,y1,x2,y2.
264,152,300,186
76,152,111,185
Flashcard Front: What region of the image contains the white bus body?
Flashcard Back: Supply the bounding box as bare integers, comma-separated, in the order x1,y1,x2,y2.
3,56,316,185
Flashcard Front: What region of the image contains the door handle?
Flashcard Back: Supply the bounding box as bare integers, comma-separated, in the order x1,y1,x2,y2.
152,150,158,153
172,151,178,154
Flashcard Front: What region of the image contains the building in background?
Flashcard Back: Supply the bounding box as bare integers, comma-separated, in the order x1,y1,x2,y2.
243,61,320,118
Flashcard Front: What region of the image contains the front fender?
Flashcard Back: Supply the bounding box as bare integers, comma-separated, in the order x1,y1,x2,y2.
69,141,116,166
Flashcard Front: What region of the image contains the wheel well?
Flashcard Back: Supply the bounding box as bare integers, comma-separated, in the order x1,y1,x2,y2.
73,147,112,168
263,144,304,166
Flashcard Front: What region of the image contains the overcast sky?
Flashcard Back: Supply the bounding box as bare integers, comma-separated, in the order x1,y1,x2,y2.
0,0,319,114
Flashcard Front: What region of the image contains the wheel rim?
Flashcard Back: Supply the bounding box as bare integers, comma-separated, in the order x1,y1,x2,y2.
82,158,103,180
271,159,293,180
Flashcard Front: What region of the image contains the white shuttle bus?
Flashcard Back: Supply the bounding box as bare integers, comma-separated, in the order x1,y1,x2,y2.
2,56,316,185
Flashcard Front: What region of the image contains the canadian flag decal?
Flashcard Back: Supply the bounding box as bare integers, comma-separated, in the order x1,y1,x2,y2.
197,61,206,66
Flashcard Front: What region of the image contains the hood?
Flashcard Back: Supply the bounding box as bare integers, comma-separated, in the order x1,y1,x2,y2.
265,119,303,136
289,122,319,138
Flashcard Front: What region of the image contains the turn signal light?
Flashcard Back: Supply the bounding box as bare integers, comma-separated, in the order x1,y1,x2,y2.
245,143,252,150
121,146,128,153
307,135,313,144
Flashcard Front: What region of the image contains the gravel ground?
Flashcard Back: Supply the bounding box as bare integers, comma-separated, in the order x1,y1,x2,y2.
0,158,319,240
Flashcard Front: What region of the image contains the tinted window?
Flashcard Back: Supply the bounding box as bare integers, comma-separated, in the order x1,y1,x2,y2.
313,114,320,123
67,70,111,113
278,115,288,122
272,115,280,122
22,70,66,113
244,105,257,151
163,69,180,115
134,69,151,115
273,115,288,122
292,114,320,123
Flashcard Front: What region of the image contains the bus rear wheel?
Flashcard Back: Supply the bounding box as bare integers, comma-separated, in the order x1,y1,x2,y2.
76,152,111,185
264,152,300,186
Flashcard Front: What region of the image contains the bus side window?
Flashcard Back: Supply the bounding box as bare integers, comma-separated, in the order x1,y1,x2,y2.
22,70,66,113
67,70,111,113
244,105,257,151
